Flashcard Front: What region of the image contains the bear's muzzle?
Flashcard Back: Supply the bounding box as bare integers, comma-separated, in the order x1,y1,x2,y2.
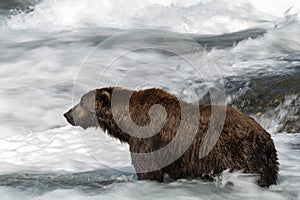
64,109,75,126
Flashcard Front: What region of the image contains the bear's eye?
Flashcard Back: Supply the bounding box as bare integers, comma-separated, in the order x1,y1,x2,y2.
80,101,84,107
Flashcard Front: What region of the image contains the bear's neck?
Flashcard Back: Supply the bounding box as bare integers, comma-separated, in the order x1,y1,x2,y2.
106,127,131,144
97,113,131,144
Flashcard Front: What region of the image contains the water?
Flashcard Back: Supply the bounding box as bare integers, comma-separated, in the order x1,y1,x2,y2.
0,0,300,199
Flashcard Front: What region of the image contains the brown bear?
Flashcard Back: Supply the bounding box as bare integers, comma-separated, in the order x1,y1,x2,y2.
64,87,279,187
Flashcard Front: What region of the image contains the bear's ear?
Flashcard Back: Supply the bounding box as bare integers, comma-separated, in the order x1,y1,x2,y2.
96,90,111,107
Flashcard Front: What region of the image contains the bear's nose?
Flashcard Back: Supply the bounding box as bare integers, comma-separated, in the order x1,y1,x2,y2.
63,112,68,119
64,109,75,126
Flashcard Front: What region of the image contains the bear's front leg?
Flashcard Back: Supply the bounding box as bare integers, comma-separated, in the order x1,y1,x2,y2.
137,170,164,182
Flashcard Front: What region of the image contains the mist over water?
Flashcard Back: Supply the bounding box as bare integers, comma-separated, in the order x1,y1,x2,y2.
0,0,300,199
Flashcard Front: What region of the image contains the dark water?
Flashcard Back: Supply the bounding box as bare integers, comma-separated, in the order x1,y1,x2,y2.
0,0,39,10
0,170,134,194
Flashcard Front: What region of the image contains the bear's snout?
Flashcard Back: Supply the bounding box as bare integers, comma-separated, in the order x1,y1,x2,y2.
64,109,75,126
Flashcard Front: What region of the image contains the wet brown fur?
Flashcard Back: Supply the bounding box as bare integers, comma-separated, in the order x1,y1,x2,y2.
64,87,279,187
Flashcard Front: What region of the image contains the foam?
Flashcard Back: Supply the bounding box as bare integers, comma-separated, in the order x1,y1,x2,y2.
6,0,279,34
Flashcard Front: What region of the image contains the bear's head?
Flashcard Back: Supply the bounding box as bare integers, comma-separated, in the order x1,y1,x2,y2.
64,87,116,129
64,89,98,129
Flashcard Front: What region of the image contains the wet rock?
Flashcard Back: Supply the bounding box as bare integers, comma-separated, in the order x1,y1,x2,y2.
227,68,300,133
195,66,300,133
0,0,39,11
